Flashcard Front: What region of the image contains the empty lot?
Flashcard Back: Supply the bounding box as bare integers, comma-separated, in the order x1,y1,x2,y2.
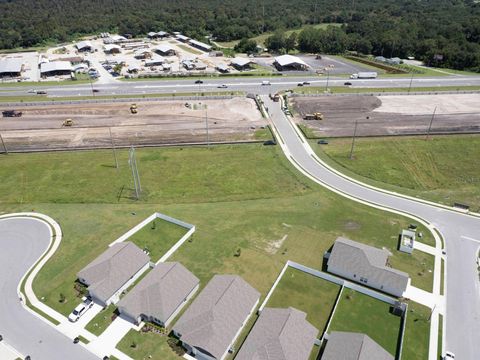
0,97,266,151
292,94,480,137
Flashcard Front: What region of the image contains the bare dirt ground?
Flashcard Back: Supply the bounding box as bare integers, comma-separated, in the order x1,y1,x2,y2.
292,94,480,137
0,98,266,151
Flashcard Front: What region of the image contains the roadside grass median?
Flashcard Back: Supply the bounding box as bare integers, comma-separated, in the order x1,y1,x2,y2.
293,85,480,95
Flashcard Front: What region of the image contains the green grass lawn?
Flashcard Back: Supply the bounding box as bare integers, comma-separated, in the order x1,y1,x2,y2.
266,267,340,332
403,301,431,360
128,219,188,262
328,288,402,356
293,85,480,95
85,304,118,336
0,142,436,358
311,135,480,211
176,44,203,55
117,330,182,360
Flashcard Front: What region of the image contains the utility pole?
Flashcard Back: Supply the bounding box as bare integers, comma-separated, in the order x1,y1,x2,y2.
325,69,330,92
426,106,437,140
349,119,359,159
89,75,95,97
408,74,414,93
129,146,142,200
0,133,7,154
205,106,210,147
109,127,118,169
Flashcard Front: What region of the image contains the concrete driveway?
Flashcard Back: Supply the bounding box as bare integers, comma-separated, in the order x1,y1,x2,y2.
0,217,99,360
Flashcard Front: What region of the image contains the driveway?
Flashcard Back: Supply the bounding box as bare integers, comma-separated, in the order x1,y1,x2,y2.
0,217,99,360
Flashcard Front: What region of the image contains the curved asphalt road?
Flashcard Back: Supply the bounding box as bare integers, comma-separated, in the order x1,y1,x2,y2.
0,217,99,360
263,95,480,359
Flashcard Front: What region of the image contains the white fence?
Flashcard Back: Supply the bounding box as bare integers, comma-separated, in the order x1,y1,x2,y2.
109,212,195,265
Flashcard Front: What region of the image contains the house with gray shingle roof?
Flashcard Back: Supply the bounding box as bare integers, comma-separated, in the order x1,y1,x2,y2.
117,262,199,327
322,331,394,360
173,274,260,360
236,307,318,360
327,237,410,297
77,241,150,306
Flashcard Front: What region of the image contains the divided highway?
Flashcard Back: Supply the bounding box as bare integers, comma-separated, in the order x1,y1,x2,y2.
263,95,480,360
0,217,99,360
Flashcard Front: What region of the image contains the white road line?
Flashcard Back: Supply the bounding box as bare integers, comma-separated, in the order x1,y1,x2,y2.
461,235,480,244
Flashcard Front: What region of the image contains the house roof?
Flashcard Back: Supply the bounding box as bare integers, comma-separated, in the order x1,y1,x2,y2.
118,262,199,322
40,61,73,73
174,275,260,359
274,55,308,67
328,237,409,295
322,331,394,360
0,58,23,73
236,307,318,360
188,39,212,51
153,44,175,54
76,41,92,50
231,57,253,67
77,242,150,303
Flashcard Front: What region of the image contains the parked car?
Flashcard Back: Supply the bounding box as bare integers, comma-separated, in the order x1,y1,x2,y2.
68,304,87,322
444,351,455,359
217,84,228,89
302,81,310,85
344,82,352,86
194,80,203,84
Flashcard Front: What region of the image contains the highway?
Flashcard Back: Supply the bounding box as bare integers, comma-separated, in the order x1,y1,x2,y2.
263,95,480,360
0,217,99,360
1,74,480,99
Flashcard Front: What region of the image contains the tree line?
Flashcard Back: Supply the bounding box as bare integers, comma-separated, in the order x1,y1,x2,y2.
1,0,479,71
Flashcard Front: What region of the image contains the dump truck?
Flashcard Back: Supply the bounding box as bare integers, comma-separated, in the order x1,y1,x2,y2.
269,93,280,102
130,103,138,114
304,112,324,120
62,119,74,127
2,110,23,117
350,72,378,79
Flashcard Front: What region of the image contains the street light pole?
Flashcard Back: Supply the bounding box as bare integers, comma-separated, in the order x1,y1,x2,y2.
325,70,330,92
408,74,414,93
349,119,359,159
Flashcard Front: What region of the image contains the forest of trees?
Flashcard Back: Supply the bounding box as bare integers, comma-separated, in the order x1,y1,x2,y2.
0,0,479,71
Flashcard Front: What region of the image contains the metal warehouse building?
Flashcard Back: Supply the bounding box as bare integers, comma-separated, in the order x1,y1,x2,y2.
0,58,23,78
40,61,73,77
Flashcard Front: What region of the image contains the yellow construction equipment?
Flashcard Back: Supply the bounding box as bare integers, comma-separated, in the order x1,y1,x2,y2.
304,112,323,120
130,103,138,114
62,118,74,127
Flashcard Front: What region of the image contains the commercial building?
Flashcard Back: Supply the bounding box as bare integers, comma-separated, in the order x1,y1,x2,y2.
118,262,199,327
104,44,121,54
236,307,318,360
148,31,169,39
77,241,150,305
0,58,23,78
322,331,394,360
188,39,212,52
153,45,176,56
326,237,410,297
176,34,190,43
134,49,151,59
173,275,260,360
145,55,167,67
230,57,255,71
274,55,309,71
75,41,93,52
40,61,73,77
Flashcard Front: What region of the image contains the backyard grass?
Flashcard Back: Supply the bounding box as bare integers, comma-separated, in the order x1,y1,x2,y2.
311,135,480,211
117,330,182,360
266,267,341,332
403,301,431,360
127,219,188,262
328,288,402,356
85,304,118,336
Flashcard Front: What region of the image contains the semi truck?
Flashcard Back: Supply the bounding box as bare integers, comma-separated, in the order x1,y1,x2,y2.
2,110,23,117
350,72,378,79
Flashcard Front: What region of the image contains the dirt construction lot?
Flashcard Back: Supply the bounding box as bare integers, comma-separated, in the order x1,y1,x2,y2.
292,94,480,137
0,97,266,151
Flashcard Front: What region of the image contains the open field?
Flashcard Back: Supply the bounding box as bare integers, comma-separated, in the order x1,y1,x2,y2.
0,97,266,151
128,219,188,262
0,143,435,358
266,267,340,332
328,288,402,356
312,134,480,211
292,94,480,137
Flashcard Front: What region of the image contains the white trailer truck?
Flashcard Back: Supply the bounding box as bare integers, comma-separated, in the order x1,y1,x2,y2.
350,72,378,79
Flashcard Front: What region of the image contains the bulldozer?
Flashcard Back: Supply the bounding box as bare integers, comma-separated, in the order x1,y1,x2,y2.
62,118,74,127
130,103,138,114
304,112,324,120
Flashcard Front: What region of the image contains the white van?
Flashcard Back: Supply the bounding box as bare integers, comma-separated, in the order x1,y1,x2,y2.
261,80,271,86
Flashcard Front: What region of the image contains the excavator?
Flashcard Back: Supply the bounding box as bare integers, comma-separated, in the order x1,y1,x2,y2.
62,118,74,127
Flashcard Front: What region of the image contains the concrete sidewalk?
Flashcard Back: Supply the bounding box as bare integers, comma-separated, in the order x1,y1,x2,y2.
0,342,23,360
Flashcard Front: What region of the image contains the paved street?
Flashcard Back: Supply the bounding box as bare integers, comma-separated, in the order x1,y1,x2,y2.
0,217,99,360
1,75,480,99
264,95,480,359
